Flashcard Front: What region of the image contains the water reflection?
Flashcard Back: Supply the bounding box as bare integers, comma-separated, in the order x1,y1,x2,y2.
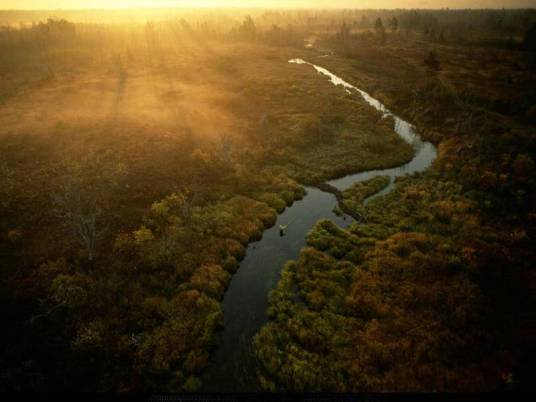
288,58,436,200
202,60,437,391
202,188,348,391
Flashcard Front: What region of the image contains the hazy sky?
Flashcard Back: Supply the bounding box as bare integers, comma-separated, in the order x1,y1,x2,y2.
1,0,534,9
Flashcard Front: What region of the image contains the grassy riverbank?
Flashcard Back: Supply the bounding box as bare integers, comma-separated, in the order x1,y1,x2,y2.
0,22,411,391
254,31,535,391
1,9,534,392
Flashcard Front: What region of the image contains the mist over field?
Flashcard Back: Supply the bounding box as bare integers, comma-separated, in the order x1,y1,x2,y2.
0,0,535,395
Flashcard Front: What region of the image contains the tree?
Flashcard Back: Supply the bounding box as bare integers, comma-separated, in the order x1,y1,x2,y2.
424,50,440,70
52,178,107,262
338,21,351,41
374,18,386,45
50,153,127,262
265,24,283,45
239,16,256,40
389,17,398,34
36,19,76,42
374,17,384,32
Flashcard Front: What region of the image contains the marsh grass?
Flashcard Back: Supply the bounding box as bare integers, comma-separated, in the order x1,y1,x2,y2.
254,26,535,393
0,24,412,389
3,11,533,392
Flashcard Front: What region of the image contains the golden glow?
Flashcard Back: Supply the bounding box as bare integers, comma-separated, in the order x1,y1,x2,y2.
1,1,534,10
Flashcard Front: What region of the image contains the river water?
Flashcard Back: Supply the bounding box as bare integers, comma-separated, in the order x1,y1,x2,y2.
201,59,437,392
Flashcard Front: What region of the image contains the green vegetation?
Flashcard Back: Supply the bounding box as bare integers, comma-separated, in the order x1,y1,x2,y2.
338,176,390,215
0,14,409,391
255,174,522,391
1,7,535,392
254,8,536,392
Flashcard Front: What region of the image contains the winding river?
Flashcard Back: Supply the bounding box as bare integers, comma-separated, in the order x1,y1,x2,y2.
202,59,437,392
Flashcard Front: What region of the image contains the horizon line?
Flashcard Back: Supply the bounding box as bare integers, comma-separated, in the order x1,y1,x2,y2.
1,6,535,11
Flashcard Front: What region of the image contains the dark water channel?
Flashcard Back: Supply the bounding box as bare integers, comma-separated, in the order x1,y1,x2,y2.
201,59,437,392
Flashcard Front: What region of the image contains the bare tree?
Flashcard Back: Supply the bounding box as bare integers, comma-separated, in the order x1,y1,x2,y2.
52,179,104,262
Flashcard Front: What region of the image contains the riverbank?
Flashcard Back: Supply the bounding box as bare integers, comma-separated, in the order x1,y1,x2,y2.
0,38,418,391
252,39,535,391
1,19,533,392
200,58,437,391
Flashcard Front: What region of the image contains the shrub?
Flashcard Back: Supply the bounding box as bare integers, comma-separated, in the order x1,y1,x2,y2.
424,50,440,70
